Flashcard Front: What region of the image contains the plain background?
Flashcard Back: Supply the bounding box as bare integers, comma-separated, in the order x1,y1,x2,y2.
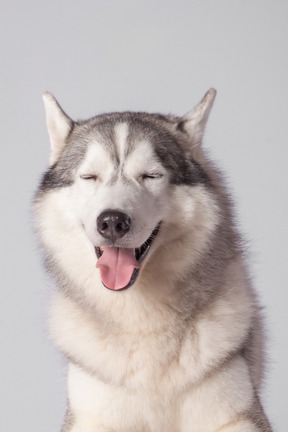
1,1,287,431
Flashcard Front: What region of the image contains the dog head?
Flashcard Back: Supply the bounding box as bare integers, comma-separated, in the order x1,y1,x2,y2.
34,90,218,293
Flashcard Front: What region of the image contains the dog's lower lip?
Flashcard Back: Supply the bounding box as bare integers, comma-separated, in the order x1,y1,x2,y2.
135,223,161,264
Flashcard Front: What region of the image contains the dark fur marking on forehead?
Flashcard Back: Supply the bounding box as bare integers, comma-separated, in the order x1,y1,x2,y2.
123,116,210,186
86,112,210,186
93,122,120,165
39,110,211,192
39,122,119,192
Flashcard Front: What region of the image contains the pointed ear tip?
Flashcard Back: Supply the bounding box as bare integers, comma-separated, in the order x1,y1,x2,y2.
206,88,217,100
42,91,55,104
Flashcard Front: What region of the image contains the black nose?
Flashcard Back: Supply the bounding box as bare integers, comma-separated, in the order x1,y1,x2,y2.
97,210,131,241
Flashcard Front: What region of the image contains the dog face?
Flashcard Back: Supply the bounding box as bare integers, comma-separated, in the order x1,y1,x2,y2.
73,122,169,250
67,123,172,290
34,90,218,291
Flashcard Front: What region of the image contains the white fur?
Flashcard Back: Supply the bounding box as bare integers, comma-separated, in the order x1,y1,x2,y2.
124,139,166,181
79,141,116,181
59,261,255,432
34,90,271,431
35,179,219,317
114,122,129,163
50,259,253,388
68,138,171,249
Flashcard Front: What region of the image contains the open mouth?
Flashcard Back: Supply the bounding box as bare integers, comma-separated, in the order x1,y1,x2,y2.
95,223,160,291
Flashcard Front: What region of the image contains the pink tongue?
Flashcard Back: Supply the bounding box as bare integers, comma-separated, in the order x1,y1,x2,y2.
96,247,139,290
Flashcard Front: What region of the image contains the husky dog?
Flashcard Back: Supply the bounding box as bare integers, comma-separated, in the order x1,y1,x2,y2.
33,89,272,432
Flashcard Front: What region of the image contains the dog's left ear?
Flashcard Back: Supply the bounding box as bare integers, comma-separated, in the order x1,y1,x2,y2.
179,88,216,149
42,93,74,165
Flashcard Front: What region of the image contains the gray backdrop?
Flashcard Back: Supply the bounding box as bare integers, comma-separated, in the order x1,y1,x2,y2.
1,1,287,431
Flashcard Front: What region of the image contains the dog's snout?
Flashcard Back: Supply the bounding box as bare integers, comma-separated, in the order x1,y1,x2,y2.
97,210,131,241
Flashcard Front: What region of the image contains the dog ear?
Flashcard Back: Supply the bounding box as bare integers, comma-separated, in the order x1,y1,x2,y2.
42,93,73,165
180,88,216,149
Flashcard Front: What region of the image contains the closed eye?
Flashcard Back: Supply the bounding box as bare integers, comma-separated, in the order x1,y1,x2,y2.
80,174,97,180
141,173,163,180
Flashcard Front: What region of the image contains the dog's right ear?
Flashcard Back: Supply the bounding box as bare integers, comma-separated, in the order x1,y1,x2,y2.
42,93,73,165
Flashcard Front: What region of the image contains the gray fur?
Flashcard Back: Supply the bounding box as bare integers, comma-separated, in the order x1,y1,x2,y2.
34,89,273,432
38,109,211,194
